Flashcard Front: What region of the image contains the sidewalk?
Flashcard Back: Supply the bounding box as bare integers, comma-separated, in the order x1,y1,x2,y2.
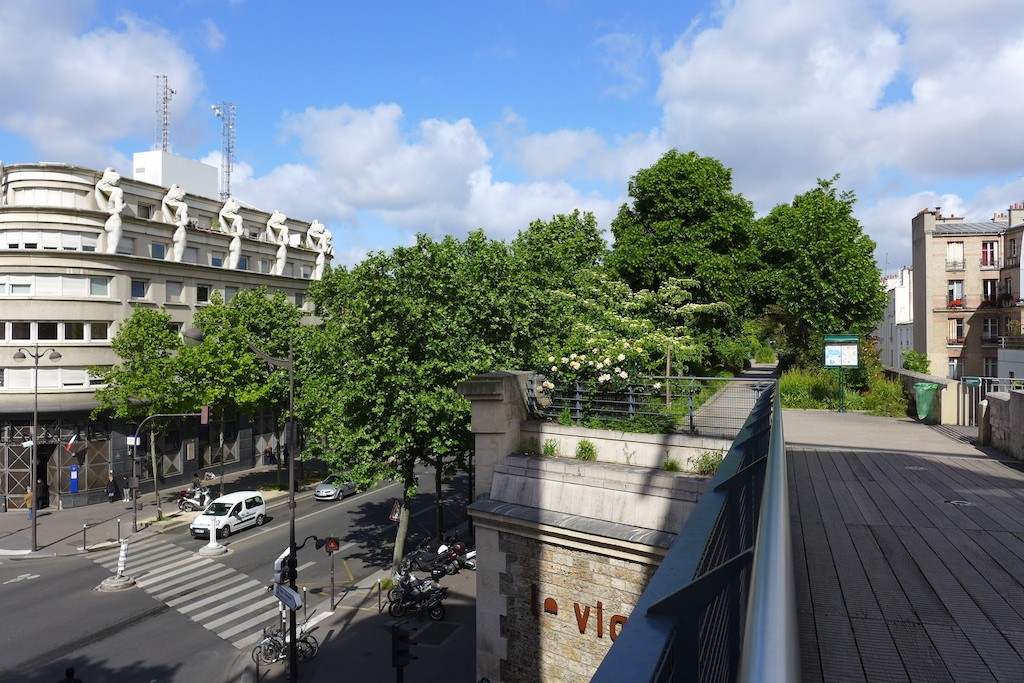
0,464,306,557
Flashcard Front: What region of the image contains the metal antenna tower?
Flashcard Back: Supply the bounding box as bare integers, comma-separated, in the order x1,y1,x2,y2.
155,75,176,152
211,102,236,200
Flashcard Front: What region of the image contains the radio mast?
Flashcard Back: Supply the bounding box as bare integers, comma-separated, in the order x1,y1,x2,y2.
155,75,176,152
212,102,236,200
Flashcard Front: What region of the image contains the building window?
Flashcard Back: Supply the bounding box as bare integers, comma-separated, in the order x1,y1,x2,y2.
224,286,238,303
259,259,272,274
982,318,999,343
12,322,31,340
983,357,998,377
90,277,109,296
11,281,31,295
65,322,85,340
151,242,166,259
211,252,224,267
1005,278,1013,298
981,240,998,268
295,293,304,308
983,279,998,304
116,237,135,256
947,318,965,344
947,280,964,306
166,281,183,302
90,322,109,340
238,256,249,271
945,241,965,270
130,279,148,299
948,357,963,380
197,284,211,303
184,247,199,264
139,204,153,219
37,322,58,340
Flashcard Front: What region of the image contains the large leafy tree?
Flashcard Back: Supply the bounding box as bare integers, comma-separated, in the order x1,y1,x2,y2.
301,231,531,563
605,149,756,316
90,306,182,518
177,290,301,494
751,176,887,368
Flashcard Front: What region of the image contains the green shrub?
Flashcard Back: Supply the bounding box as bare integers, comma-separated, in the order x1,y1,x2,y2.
557,407,573,426
575,439,597,461
861,376,909,417
518,437,540,455
690,449,724,476
901,349,931,374
542,439,559,456
663,456,682,472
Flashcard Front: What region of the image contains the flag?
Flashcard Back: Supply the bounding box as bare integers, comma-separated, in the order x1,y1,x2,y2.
66,431,79,452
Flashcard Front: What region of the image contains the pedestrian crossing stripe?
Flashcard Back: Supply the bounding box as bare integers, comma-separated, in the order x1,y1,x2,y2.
90,536,282,649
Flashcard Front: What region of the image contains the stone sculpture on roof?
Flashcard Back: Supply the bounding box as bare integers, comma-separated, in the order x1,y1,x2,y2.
162,184,189,262
265,210,289,275
94,168,125,255
306,220,333,280
220,197,245,269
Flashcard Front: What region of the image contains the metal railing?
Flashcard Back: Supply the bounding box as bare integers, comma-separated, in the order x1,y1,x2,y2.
592,383,799,683
526,377,774,439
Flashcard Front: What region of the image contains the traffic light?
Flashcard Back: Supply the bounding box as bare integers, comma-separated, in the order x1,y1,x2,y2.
273,548,290,584
200,405,210,425
324,536,340,555
391,621,417,669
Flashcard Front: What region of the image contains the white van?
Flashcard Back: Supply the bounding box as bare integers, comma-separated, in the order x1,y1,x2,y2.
189,491,266,540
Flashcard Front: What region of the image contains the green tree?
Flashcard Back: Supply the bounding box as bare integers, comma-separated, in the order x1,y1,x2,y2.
605,149,756,315
177,291,301,495
89,306,182,519
752,176,887,368
301,231,530,563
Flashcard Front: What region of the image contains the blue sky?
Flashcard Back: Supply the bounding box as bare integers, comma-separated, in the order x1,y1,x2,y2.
3,0,1024,272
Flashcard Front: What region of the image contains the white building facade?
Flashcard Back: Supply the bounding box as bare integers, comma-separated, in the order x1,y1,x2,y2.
0,161,332,510
877,266,914,368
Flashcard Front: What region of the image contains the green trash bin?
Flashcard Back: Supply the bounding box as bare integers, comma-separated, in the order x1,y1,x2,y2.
913,382,939,420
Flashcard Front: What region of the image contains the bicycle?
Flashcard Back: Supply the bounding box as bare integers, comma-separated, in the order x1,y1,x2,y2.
251,619,319,666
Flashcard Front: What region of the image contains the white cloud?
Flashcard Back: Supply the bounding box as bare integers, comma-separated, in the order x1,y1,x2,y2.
594,32,649,99
0,3,202,168
202,18,225,52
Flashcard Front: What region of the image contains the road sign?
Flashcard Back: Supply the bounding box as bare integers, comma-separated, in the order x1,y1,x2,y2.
963,377,982,387
274,582,303,611
389,501,402,522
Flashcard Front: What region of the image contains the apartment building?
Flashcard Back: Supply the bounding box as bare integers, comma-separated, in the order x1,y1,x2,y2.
0,158,332,509
911,205,1024,379
877,266,914,368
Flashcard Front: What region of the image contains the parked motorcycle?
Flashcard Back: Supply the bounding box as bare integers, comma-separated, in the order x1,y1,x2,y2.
406,537,460,574
437,535,476,573
177,484,210,512
387,571,449,620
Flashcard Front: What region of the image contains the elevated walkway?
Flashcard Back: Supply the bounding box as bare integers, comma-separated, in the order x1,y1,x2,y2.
785,409,1024,681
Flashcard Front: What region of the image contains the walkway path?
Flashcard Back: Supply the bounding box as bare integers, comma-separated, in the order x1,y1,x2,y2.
785,408,1024,682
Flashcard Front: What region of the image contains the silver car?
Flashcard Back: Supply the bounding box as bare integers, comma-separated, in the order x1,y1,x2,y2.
314,473,356,501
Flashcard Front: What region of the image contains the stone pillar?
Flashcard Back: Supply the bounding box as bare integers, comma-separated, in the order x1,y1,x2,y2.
457,371,531,683
456,371,532,502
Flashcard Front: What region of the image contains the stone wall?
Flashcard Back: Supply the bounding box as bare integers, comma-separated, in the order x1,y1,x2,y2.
498,533,655,683
461,372,711,683
983,391,1024,461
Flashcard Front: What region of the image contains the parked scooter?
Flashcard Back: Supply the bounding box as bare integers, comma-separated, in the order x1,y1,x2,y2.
406,538,459,574
437,535,476,573
177,484,210,512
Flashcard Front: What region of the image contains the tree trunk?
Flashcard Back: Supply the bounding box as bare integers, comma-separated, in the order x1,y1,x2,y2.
149,426,162,520
218,417,226,498
392,485,413,567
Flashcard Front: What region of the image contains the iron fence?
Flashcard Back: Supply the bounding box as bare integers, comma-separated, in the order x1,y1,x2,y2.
526,376,774,439
592,382,799,683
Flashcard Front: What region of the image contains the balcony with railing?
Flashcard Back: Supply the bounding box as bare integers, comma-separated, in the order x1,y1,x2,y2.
980,257,1002,270
945,259,965,271
1006,255,1020,268
947,298,966,309
947,336,966,346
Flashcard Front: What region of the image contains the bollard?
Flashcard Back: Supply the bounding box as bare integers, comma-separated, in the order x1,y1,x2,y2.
117,518,121,543
303,586,308,623
82,523,87,551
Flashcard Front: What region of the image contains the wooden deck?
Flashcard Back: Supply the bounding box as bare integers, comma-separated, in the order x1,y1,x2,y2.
790,445,1024,682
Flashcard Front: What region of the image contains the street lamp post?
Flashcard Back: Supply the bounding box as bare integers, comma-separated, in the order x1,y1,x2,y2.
14,343,62,552
183,326,298,682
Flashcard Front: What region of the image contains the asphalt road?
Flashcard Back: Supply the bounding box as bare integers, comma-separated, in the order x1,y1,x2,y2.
0,467,470,682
